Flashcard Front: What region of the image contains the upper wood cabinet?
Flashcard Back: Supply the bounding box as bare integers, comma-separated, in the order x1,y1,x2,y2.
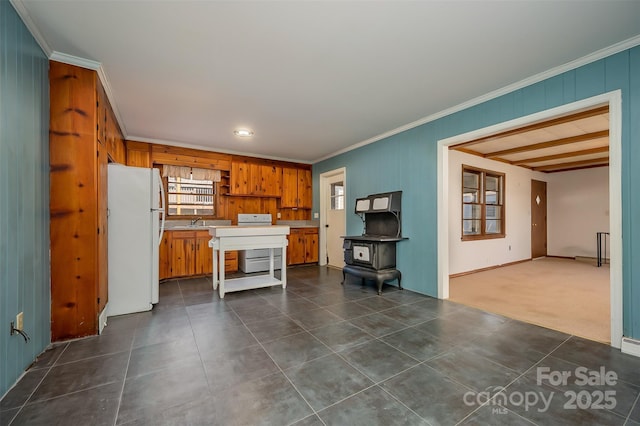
126,141,151,168
281,167,312,208
49,61,118,341
230,160,282,196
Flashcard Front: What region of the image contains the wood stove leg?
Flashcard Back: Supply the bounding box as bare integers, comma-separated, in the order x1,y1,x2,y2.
398,272,403,290
376,278,383,295
341,270,346,285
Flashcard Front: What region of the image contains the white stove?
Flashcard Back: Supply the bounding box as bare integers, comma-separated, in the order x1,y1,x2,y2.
237,214,283,273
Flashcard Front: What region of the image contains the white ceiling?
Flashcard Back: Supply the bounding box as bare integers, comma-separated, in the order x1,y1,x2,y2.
13,0,640,163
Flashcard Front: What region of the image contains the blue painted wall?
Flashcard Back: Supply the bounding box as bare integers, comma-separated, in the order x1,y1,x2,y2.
0,0,50,397
314,47,640,339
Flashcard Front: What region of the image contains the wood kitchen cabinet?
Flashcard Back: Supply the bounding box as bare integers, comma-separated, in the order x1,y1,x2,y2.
170,231,197,277
230,159,282,196
281,167,312,208
196,231,214,275
287,228,319,265
49,61,123,340
160,230,237,279
159,231,171,280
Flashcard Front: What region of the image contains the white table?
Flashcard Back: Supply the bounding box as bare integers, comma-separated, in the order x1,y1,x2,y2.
208,225,290,298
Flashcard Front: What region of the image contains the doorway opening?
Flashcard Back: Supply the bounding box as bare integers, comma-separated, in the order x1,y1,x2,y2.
437,91,622,348
531,179,547,259
319,168,346,268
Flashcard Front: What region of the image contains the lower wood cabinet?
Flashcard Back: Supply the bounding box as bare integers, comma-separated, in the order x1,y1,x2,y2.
287,228,319,266
159,230,237,280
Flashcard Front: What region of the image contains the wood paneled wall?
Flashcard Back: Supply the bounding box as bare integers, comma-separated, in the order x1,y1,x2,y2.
49,62,102,340
126,141,151,167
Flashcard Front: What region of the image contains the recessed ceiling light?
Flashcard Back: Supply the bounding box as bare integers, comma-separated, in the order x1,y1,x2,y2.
234,129,254,137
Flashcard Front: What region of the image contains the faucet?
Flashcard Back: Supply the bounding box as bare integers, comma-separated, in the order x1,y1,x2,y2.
191,217,202,226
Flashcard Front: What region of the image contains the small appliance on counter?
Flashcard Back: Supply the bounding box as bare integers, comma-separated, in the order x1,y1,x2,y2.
341,191,407,294
237,213,283,273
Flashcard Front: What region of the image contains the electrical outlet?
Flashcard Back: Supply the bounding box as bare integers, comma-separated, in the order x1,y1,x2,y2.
276,212,281,219
16,312,23,331
313,212,319,219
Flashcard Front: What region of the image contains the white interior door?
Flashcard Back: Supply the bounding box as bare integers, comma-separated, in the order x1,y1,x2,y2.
321,170,346,268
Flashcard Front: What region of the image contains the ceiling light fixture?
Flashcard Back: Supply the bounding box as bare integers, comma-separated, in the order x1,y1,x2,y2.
234,129,254,137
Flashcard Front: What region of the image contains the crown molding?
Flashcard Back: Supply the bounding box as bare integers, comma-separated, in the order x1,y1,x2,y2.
313,34,640,164
9,0,52,56
96,66,128,138
49,51,101,70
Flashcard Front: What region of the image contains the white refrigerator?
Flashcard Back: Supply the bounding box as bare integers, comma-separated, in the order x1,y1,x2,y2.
107,164,165,317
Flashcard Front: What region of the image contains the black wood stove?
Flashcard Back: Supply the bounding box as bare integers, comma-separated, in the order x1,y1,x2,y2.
341,191,407,294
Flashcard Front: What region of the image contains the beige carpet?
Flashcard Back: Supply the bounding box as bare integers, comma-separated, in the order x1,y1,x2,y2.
449,258,610,343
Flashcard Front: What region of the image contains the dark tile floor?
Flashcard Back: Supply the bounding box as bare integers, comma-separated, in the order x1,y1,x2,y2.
2,265,640,425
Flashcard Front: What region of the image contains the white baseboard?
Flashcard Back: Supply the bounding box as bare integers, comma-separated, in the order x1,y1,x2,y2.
98,305,108,335
621,337,640,358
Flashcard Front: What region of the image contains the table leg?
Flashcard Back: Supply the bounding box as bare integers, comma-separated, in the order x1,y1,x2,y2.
281,244,287,289
212,245,218,290
220,248,226,298
269,247,274,279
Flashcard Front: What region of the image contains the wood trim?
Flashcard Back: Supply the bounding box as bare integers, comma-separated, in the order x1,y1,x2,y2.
152,145,232,170
461,165,506,241
544,163,609,173
449,258,532,278
452,106,609,149
532,157,609,171
126,141,151,151
484,130,609,158
512,146,609,165
230,154,312,170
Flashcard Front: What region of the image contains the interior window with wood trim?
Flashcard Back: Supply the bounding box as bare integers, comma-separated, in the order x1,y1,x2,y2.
462,165,505,240
161,165,220,218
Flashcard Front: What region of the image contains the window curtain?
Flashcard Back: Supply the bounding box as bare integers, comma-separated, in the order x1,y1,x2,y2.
192,168,221,182
162,165,221,182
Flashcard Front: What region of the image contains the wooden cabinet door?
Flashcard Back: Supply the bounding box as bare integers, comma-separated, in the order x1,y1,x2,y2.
96,83,107,145
248,163,262,195
126,142,151,168
304,229,319,263
298,169,312,208
171,231,196,277
159,231,171,280
260,165,282,197
230,160,250,195
195,231,213,275
288,229,306,265
281,167,299,207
